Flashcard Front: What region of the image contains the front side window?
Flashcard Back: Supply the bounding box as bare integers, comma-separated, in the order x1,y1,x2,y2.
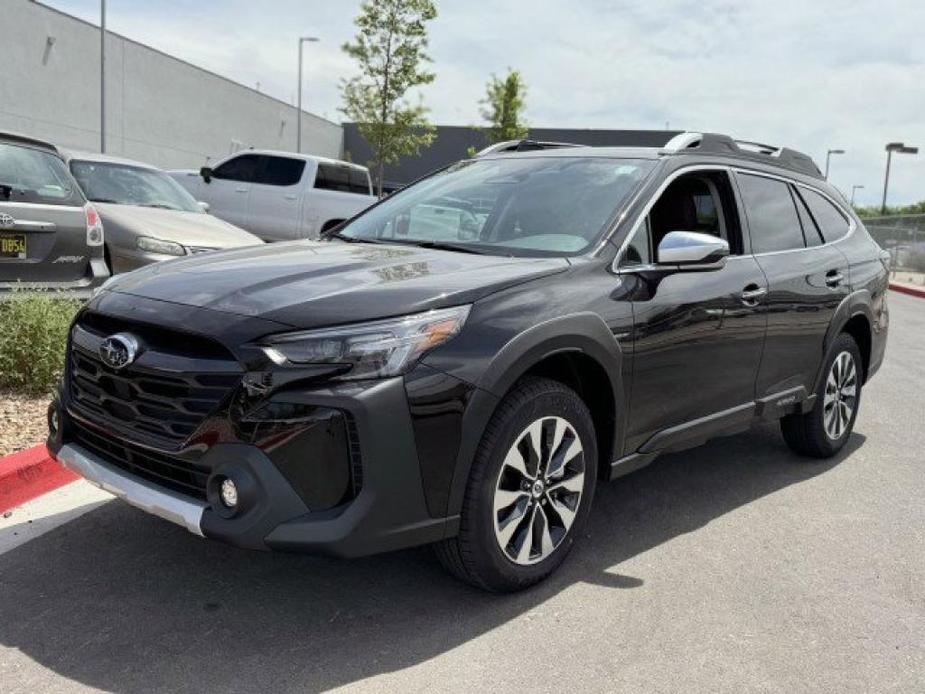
619,170,740,268
0,143,83,206
70,160,200,212
799,187,851,243
255,156,305,187
338,157,655,257
736,173,804,253
212,154,261,182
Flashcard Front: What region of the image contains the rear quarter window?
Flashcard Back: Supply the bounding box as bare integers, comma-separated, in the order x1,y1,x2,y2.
0,143,84,206
799,188,851,243
315,163,371,195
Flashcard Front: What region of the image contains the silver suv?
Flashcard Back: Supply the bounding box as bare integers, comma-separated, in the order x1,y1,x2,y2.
0,132,109,295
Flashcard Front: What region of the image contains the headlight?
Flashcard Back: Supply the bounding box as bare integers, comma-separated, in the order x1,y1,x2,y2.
136,236,185,256
259,305,471,380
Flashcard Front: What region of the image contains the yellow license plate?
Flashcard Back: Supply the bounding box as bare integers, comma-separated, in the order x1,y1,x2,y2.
0,234,26,259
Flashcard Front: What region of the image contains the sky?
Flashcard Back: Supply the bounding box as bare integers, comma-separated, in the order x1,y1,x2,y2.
45,0,925,207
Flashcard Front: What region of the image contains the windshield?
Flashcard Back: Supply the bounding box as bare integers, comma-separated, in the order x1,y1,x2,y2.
0,143,84,206
337,156,655,256
70,160,200,212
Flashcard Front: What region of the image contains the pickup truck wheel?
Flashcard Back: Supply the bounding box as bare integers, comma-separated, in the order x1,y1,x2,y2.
435,377,597,591
781,333,862,458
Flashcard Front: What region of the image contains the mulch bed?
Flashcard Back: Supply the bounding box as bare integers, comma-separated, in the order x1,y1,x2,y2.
0,390,50,457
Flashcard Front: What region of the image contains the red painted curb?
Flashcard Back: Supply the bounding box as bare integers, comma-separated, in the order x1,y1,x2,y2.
0,445,79,514
890,282,925,299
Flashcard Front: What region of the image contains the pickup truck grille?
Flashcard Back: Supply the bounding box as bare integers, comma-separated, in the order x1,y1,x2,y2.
67,312,242,448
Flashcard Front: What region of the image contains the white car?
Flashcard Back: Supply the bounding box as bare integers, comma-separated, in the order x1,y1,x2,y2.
170,151,377,242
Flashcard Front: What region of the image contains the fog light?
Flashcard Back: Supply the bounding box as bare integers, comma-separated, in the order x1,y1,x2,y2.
48,403,60,437
220,478,238,508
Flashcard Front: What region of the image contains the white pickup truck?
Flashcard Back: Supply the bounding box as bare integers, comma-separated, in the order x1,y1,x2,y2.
170,150,377,241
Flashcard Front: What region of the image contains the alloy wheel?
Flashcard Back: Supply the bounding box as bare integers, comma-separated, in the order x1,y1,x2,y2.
492,416,586,565
823,350,858,440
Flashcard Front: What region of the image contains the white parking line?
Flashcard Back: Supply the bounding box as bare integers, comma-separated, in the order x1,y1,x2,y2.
0,480,112,555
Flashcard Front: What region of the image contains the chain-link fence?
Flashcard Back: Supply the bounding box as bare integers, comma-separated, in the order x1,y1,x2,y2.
862,214,925,275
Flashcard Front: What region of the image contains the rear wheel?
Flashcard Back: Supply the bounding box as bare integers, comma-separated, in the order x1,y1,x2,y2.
781,333,862,458
435,377,597,591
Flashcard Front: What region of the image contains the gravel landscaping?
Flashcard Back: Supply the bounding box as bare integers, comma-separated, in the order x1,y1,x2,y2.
0,390,50,456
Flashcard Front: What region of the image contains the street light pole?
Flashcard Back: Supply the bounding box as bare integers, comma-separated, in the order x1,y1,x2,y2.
296,36,320,154
100,0,106,153
850,185,864,206
824,148,844,180
881,142,919,214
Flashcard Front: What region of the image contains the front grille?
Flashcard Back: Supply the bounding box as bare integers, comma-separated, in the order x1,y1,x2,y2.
67,313,242,447
72,420,209,500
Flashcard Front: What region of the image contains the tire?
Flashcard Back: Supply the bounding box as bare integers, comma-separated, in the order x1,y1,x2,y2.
781,333,863,458
435,377,598,592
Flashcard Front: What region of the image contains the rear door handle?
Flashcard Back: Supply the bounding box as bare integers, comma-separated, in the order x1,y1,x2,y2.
740,284,767,306
235,187,248,193
825,270,844,288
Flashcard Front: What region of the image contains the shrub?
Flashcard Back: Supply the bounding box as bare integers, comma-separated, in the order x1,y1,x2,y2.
0,294,81,394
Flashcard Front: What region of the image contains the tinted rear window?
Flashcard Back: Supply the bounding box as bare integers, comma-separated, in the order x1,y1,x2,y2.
800,188,851,243
315,164,371,194
737,173,804,253
0,143,84,206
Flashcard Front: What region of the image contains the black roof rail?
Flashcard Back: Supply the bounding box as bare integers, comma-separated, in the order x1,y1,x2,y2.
662,132,823,179
474,139,583,156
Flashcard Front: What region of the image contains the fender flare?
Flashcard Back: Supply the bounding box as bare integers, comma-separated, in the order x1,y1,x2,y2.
445,312,626,519
813,289,874,393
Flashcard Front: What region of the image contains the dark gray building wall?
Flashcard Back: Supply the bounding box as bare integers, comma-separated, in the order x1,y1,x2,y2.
343,123,681,189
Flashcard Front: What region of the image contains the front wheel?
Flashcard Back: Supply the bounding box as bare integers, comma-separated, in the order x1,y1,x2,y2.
435,377,598,591
781,333,862,458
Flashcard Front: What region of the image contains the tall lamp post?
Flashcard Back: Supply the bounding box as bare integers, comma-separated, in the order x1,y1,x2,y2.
881,142,918,214
824,148,844,180
296,36,320,154
100,0,106,152
850,185,864,206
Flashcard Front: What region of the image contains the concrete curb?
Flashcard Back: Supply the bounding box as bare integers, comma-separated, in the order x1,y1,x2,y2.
889,282,925,299
0,445,78,514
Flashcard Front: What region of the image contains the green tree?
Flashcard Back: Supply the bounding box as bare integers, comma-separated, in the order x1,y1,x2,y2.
478,69,529,145
341,0,437,197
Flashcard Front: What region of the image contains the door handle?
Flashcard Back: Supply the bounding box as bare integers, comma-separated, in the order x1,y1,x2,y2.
235,187,248,193
740,284,767,306
284,194,298,201
825,270,844,288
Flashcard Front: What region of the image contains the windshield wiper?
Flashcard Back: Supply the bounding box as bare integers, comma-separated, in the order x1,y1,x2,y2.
141,203,180,211
385,239,488,255
326,231,388,245
90,197,121,204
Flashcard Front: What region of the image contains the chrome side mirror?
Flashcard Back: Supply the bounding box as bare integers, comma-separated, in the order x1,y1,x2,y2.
657,231,729,268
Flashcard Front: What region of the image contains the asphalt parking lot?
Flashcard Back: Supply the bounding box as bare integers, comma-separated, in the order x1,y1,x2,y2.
0,292,922,693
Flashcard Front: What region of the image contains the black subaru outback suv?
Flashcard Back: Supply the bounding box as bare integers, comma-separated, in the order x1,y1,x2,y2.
48,132,889,591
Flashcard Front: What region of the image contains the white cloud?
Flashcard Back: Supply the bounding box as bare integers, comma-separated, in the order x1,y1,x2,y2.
46,0,925,205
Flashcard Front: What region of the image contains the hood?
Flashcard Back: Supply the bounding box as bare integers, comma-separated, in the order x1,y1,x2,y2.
107,240,569,328
95,203,262,248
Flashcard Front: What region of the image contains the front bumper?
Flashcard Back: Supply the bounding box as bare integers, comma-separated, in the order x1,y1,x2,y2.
56,442,207,535
49,376,457,558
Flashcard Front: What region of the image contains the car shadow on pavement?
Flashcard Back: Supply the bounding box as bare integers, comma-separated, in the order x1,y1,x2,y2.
0,422,864,693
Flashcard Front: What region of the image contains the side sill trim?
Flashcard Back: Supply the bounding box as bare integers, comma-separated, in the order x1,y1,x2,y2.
55,443,206,537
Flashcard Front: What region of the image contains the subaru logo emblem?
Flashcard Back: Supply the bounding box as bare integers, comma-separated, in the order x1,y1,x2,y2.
0,213,14,228
99,333,140,370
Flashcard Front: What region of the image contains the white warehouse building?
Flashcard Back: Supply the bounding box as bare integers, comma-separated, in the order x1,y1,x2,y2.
1,0,344,169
